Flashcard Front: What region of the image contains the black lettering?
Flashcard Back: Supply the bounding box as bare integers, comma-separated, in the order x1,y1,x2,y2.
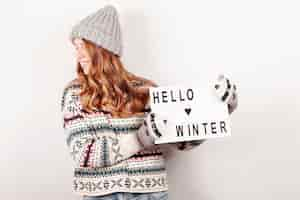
192,124,199,136
220,121,227,133
152,91,160,104
211,122,217,134
162,91,168,103
171,90,176,102
202,122,208,135
179,90,185,101
186,88,194,100
176,125,184,137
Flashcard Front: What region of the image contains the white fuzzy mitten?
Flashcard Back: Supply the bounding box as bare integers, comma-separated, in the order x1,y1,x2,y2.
214,74,238,114
136,111,166,148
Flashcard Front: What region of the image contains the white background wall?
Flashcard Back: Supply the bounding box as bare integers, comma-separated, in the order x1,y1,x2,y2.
1,0,299,199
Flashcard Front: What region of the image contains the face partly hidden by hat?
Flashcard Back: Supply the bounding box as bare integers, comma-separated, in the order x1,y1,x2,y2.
70,5,123,74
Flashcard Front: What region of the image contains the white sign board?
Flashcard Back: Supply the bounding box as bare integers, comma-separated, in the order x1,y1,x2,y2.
149,83,231,144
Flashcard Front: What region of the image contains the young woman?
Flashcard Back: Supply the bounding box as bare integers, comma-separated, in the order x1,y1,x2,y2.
61,5,238,200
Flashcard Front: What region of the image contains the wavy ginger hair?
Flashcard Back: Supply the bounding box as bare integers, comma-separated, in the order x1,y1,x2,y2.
73,38,157,118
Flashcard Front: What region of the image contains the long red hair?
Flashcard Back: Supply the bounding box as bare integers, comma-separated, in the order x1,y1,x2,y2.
72,39,157,118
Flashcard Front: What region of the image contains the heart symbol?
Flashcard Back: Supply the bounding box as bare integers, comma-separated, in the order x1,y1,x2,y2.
185,108,191,115
214,84,220,89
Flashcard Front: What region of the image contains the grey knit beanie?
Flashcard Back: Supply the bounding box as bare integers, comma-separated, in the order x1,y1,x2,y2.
70,5,123,57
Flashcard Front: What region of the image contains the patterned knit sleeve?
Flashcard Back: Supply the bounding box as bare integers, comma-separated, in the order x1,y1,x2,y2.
61,84,96,167
61,83,152,168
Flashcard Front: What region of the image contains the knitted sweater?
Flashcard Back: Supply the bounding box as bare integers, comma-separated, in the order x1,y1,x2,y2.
60,79,201,197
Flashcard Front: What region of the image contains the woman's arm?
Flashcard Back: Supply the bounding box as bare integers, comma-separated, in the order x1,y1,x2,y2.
61,84,92,167
61,83,156,168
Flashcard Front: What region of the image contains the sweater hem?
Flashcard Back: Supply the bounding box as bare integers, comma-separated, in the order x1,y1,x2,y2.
72,174,168,196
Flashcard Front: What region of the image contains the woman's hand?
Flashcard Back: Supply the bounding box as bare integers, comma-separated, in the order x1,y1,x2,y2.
213,74,238,114
142,110,207,151
136,111,166,148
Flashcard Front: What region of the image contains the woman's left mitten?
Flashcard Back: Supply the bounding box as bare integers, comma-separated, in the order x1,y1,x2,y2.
214,74,238,114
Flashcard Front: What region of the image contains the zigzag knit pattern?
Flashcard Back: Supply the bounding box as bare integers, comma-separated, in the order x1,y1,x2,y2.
61,81,169,196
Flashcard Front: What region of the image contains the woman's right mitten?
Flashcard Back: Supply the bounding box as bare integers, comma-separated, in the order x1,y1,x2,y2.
136,112,165,148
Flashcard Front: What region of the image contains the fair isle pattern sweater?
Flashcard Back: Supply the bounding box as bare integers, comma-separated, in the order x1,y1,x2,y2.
60,80,203,197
